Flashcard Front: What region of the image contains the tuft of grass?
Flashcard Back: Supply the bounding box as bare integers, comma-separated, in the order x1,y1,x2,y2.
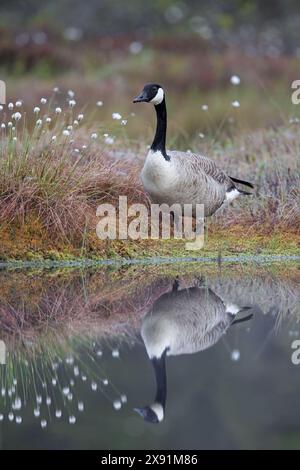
0,94,147,252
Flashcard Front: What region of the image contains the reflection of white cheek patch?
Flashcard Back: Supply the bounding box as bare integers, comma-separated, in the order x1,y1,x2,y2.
150,88,164,105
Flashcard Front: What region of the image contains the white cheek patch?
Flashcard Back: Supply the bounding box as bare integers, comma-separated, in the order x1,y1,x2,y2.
150,88,164,105
151,403,164,422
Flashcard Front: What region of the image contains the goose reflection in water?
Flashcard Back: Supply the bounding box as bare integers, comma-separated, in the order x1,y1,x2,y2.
134,278,253,423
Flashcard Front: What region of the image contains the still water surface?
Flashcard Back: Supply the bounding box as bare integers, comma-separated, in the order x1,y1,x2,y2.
0,262,299,449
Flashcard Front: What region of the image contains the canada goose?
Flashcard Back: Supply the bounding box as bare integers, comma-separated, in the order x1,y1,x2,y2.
133,84,253,217
134,279,252,423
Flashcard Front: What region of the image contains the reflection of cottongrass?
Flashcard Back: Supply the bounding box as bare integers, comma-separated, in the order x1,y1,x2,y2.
0,267,173,428
0,337,127,428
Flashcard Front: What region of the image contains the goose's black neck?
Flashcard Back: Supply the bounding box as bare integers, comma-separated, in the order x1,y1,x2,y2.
151,99,169,161
152,348,168,409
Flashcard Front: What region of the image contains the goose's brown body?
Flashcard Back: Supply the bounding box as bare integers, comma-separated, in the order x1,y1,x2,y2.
141,149,236,217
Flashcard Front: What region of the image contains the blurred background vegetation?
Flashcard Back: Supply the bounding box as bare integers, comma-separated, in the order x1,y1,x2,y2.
0,0,300,144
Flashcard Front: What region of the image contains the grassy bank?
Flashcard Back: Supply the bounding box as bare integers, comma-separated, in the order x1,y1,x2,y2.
0,91,299,261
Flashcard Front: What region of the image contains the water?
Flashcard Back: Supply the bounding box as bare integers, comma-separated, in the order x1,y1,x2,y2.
0,262,299,450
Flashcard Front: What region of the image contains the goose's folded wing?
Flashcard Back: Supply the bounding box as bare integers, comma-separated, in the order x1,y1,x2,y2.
169,150,233,188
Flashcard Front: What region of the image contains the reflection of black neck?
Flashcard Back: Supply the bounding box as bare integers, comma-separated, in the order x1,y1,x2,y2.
151,348,168,409
151,99,169,161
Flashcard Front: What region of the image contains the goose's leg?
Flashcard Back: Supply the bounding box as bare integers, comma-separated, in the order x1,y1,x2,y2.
185,216,205,250
194,276,205,288
172,277,180,291
204,216,210,245
170,211,182,238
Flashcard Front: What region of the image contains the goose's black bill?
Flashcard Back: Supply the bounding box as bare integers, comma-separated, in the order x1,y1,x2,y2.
133,91,149,103
133,407,160,423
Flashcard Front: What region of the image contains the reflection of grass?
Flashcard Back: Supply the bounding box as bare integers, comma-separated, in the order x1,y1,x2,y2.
0,262,299,427
0,263,299,353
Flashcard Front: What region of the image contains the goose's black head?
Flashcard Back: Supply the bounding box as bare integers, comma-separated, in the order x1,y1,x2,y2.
133,83,164,105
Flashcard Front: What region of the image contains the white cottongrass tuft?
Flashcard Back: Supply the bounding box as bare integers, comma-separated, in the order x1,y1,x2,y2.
36,119,42,127
46,117,52,123
78,402,84,411
91,133,98,140
112,112,122,120
13,397,22,410
231,100,240,108
51,135,57,142
40,97,47,104
63,129,70,136
34,106,40,114
77,114,84,121
69,416,76,424
36,395,42,404
1,123,6,129
13,112,22,121
113,400,122,410
198,132,205,138
68,90,75,98
129,41,143,55
201,104,208,111
121,119,127,126
231,349,240,361
230,75,241,85
53,86,59,92
55,107,62,114
69,100,76,108
96,101,103,107
15,101,22,107
104,136,114,145
8,102,14,110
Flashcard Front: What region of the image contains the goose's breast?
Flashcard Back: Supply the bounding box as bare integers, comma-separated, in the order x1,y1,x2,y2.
141,151,178,201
